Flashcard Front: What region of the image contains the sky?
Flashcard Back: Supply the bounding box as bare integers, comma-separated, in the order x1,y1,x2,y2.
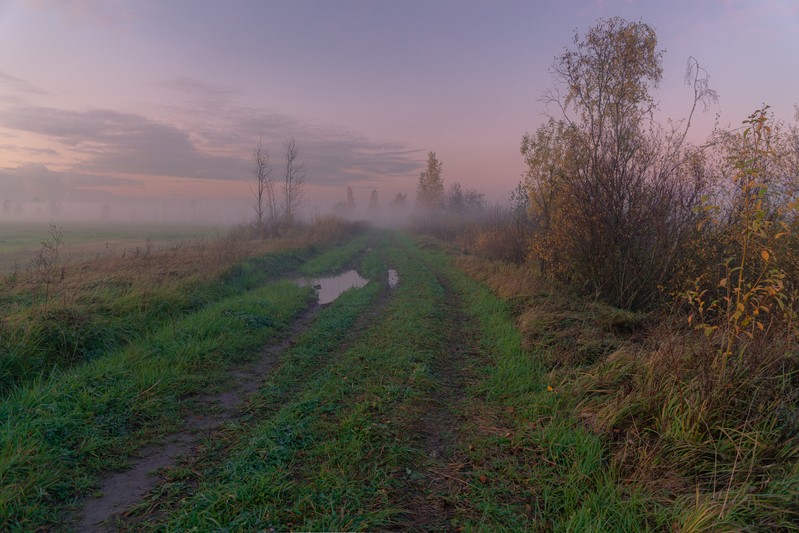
0,0,797,223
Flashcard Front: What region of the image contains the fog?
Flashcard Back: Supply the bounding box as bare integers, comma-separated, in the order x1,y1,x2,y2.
0,197,251,226
0,192,422,229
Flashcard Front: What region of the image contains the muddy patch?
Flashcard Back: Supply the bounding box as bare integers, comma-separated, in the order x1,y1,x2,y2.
295,269,369,304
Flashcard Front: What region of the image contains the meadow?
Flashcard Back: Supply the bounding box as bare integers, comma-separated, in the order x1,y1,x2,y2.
0,221,227,275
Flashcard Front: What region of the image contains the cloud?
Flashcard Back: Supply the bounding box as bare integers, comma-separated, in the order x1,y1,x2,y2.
154,76,237,110
0,70,49,105
0,143,59,157
0,163,143,201
0,70,48,95
153,76,425,185
0,106,248,180
0,170,27,199
0,82,424,198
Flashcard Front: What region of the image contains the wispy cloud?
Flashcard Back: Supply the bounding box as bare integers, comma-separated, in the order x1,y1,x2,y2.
0,70,48,95
154,76,237,110
0,70,49,105
153,76,424,186
0,106,247,179
0,144,59,157
0,87,424,197
0,163,143,201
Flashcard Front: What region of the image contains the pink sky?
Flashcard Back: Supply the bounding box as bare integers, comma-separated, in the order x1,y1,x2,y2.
0,0,797,223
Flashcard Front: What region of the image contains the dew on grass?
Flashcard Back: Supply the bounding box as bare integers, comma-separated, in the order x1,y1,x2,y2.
295,270,369,304
388,269,399,288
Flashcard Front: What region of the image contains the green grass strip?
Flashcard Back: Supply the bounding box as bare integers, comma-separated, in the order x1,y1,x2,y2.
434,249,670,531
298,233,371,276
0,245,319,397
0,281,313,530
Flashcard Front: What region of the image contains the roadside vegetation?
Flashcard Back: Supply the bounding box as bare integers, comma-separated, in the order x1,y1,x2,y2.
410,16,799,531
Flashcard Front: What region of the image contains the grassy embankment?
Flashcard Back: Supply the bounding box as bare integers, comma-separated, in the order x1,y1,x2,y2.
453,246,799,530
0,229,371,529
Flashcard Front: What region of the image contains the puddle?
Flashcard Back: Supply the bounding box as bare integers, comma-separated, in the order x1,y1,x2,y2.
388,269,399,288
296,270,369,304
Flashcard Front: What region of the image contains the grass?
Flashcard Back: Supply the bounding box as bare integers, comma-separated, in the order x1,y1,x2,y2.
298,233,371,276
448,243,799,530
4,227,794,530
0,221,222,253
125,233,668,531
0,245,314,396
0,281,312,530
0,225,375,396
136,234,454,530
0,230,372,530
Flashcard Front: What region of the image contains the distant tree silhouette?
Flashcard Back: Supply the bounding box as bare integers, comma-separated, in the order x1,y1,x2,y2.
416,151,444,212
250,137,274,235
282,137,305,227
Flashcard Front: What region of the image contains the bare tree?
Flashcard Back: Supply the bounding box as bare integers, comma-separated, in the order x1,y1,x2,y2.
282,137,305,227
250,138,275,235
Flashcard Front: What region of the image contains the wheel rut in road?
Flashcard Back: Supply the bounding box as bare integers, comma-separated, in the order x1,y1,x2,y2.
395,271,480,531
68,304,322,532
72,272,395,531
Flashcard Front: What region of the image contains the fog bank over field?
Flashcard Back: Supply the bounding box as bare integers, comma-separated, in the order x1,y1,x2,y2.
0,198,253,226
0,195,417,228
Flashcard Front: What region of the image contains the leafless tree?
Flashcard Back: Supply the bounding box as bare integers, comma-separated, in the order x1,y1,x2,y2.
250,138,275,235
282,137,305,227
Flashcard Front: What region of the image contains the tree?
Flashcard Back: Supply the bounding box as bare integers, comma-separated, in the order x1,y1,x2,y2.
416,151,444,212
463,188,485,212
250,138,274,234
390,193,408,209
525,17,716,308
282,137,305,227
446,182,464,213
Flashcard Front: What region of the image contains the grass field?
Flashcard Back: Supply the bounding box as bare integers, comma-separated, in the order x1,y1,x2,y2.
1,228,796,531
0,221,226,274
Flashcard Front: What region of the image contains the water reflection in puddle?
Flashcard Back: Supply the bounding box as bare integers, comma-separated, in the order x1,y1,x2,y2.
295,270,369,304
388,269,399,288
